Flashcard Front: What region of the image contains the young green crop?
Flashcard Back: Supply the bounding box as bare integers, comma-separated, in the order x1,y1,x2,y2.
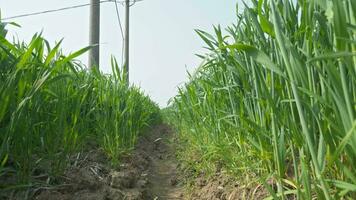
0,20,160,194
170,0,355,199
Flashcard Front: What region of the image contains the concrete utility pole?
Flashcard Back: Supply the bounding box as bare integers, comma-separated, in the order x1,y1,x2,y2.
88,0,100,69
124,0,130,82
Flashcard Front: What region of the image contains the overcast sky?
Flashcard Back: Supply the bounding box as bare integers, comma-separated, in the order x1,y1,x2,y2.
1,0,241,107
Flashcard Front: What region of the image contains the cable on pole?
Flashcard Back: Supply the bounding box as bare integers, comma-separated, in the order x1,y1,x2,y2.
130,0,137,7
0,0,143,21
113,0,125,66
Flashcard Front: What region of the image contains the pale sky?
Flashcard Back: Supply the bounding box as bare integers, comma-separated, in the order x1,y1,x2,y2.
1,0,242,107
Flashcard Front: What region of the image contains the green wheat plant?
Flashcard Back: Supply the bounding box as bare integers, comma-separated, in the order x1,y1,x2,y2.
170,0,355,199
0,20,160,194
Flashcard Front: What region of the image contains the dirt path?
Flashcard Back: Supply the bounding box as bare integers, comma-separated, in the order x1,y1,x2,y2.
8,123,267,200
32,124,183,200
145,125,183,199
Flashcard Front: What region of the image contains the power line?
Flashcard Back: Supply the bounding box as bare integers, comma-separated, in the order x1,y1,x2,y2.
1,0,142,21
113,1,125,40
1,1,110,21
113,0,125,65
111,0,141,7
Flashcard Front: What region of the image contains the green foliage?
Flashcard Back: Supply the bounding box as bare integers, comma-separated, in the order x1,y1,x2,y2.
170,0,356,199
0,22,160,190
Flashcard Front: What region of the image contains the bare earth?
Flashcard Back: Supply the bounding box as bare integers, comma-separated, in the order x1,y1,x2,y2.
33,124,183,200
3,124,267,200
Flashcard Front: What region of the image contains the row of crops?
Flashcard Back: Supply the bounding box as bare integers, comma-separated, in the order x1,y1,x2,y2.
170,0,355,199
0,20,160,189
